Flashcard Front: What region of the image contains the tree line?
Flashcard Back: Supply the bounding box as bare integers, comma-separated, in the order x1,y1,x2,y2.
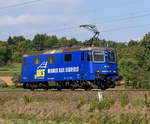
1,32,150,88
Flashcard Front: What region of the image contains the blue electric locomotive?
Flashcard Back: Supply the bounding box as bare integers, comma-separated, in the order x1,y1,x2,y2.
20,46,120,90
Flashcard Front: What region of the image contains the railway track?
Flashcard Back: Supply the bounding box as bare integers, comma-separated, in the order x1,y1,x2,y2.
0,89,149,92
0,89,149,102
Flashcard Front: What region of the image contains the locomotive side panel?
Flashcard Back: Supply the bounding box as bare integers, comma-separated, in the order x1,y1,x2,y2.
21,50,89,83
46,51,82,81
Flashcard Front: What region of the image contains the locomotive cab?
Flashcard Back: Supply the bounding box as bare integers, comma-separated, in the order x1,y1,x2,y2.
93,50,118,74
85,49,119,89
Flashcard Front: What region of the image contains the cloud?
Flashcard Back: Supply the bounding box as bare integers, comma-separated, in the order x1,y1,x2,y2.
0,12,93,41
0,0,85,40
0,14,49,26
0,0,82,7
0,13,85,27
0,0,22,6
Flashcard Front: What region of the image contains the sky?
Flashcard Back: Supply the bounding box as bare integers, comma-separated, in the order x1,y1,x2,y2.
0,0,150,42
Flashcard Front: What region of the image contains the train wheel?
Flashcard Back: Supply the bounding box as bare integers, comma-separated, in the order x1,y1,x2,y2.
109,82,115,88
30,83,35,91
100,83,106,90
30,82,37,91
23,82,27,89
107,80,116,88
84,85,91,91
71,82,76,91
57,85,62,91
56,82,62,91
72,86,75,91
44,82,49,91
86,87,92,91
44,86,48,91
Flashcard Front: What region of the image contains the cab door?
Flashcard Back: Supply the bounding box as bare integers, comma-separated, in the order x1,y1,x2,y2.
80,51,85,79
21,57,31,82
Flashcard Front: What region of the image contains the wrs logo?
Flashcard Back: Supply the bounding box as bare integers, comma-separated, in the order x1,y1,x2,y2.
34,61,48,79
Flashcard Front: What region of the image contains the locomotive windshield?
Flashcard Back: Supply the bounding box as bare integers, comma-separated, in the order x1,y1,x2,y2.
108,51,116,63
93,51,104,62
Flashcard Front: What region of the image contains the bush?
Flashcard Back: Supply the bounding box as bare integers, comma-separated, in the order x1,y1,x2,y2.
119,113,144,124
0,60,5,67
76,98,89,109
0,79,8,88
143,93,150,107
132,98,143,107
118,94,129,107
0,98,5,105
89,98,115,112
98,98,115,110
23,95,33,104
11,73,20,86
0,68,10,71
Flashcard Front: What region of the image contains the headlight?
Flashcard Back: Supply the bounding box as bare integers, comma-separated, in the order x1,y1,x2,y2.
113,70,117,73
96,70,100,73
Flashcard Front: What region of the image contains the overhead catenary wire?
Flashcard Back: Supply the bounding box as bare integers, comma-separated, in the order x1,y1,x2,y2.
1,22,150,41
0,0,150,25
95,12,150,26
0,0,43,10
0,1,150,41
0,0,150,32
101,23,150,33
22,11,150,37
46,11,150,34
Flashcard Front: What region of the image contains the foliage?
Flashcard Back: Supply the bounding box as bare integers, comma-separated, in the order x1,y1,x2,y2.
0,98,5,105
118,94,129,107
132,93,150,107
132,98,143,107
11,73,20,86
23,95,33,104
116,32,150,89
0,79,8,88
0,43,10,66
143,93,150,107
0,93,150,124
76,98,89,109
0,63,21,72
119,114,144,124
1,32,150,88
89,98,115,112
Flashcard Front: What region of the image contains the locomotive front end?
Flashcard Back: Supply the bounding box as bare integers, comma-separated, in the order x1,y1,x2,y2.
91,49,120,89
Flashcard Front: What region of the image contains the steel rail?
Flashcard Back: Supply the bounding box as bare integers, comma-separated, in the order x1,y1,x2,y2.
0,89,149,93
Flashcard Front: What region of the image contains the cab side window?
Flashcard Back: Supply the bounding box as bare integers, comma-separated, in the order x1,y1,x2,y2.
33,57,40,65
48,56,55,64
81,52,84,61
64,54,72,62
